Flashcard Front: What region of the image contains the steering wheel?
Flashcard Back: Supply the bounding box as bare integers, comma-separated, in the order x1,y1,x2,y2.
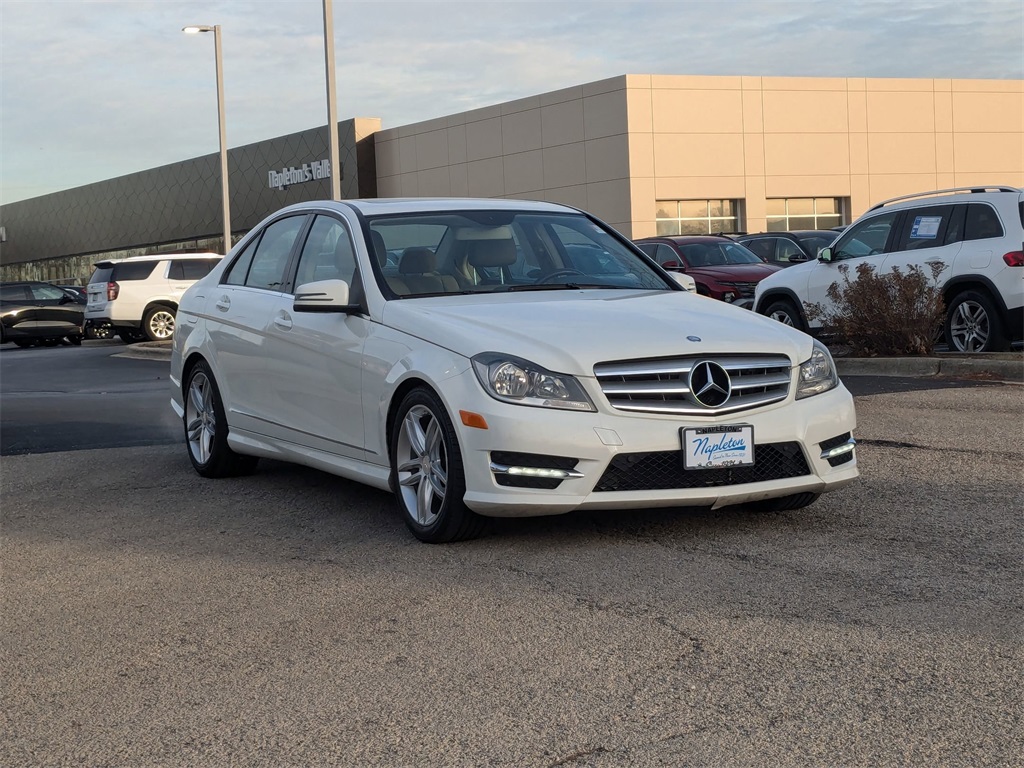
535,268,586,284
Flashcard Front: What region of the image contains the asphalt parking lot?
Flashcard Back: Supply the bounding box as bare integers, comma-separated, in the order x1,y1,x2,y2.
2,344,1022,767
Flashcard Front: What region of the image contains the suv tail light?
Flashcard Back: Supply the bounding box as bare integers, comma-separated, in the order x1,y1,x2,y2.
106,281,120,301
1002,251,1024,267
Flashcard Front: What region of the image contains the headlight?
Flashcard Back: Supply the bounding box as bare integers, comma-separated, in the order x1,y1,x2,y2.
796,340,839,399
472,353,595,411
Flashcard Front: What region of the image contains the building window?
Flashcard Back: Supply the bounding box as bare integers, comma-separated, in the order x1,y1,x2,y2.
767,197,846,231
656,200,742,236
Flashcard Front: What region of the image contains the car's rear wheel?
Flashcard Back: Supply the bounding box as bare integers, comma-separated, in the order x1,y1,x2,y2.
764,299,806,331
144,306,176,341
13,340,34,348
118,329,146,344
390,387,485,543
184,360,258,478
944,290,1008,353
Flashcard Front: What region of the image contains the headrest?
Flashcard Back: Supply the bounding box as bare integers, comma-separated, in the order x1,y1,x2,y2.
467,239,517,268
370,230,388,267
399,247,437,274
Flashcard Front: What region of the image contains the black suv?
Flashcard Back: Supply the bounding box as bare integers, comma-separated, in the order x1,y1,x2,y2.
737,230,838,267
0,281,85,347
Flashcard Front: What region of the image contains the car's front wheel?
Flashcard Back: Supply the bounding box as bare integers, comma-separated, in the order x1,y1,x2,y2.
944,290,1008,353
390,387,485,543
763,299,806,331
144,306,176,341
184,360,259,478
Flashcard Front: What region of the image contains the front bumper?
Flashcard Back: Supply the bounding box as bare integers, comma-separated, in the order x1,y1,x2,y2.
438,371,858,517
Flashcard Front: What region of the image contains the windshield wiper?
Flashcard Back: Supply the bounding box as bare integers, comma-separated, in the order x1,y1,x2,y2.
499,282,625,292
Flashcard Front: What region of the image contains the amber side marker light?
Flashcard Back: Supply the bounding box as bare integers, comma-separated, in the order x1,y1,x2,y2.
460,411,489,429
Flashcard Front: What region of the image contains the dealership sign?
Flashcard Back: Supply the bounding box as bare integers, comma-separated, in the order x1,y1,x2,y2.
268,159,331,191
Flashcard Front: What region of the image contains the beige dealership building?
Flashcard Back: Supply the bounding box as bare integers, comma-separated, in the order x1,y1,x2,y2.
1,73,1022,281
374,74,1024,239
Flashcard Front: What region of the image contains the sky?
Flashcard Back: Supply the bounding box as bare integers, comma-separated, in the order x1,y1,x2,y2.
1,0,1022,205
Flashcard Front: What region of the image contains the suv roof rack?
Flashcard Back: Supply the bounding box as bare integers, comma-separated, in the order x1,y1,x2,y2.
868,186,1022,212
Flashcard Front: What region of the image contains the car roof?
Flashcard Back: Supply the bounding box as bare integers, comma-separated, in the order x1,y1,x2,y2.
867,186,1024,212
93,252,222,269
273,197,581,217
639,235,733,244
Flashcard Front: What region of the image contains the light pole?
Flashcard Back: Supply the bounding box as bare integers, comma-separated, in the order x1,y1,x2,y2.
182,25,231,253
322,0,341,201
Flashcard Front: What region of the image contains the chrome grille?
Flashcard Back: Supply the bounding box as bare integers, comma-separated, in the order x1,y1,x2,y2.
594,354,792,416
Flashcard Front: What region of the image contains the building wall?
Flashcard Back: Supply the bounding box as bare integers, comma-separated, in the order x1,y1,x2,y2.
374,77,637,234
0,117,380,283
376,75,1024,239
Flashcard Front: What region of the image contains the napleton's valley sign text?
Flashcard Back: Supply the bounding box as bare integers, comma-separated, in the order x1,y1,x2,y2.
268,160,331,191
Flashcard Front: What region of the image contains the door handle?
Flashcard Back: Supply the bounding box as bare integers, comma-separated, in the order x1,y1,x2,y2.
273,313,293,330
215,296,231,311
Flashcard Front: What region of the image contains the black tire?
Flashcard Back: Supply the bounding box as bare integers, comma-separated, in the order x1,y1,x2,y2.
118,330,145,344
39,338,62,347
13,340,35,348
944,290,1009,353
183,360,259,478
143,305,176,342
67,335,83,346
753,492,820,512
389,387,485,543
763,299,806,332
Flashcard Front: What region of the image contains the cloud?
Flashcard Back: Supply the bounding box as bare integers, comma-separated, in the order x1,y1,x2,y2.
1,0,1021,203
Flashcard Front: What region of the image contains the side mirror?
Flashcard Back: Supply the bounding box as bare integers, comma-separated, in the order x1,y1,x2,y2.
293,279,359,313
668,272,697,293
817,247,834,263
661,260,681,270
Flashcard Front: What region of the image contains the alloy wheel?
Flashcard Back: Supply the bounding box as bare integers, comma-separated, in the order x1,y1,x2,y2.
185,371,216,465
949,300,989,352
395,404,448,527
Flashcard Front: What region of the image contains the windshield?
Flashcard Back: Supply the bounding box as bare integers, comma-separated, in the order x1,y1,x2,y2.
677,241,763,267
366,211,671,297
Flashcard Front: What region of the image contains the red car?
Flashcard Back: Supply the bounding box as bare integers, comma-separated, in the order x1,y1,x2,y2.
634,235,782,309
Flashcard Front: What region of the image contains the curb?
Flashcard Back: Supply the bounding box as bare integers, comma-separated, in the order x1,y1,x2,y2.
836,355,1023,382
112,342,172,361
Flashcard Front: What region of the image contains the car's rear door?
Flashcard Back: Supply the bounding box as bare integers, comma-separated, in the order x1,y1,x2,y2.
207,214,308,437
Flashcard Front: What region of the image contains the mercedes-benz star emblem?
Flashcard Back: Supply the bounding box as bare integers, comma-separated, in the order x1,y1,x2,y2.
688,361,732,407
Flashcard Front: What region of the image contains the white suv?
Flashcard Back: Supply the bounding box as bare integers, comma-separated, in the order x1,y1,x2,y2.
754,186,1024,352
85,253,222,343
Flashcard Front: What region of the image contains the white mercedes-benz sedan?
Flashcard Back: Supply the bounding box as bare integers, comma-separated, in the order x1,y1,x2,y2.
170,198,858,542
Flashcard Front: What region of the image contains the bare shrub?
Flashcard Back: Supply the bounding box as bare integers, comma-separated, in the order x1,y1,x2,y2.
806,261,945,356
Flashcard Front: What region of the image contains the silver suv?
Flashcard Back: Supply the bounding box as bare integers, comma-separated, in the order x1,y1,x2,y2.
85,253,222,343
754,186,1024,352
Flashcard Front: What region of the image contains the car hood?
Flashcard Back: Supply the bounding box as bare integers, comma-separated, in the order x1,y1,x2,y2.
381,289,814,377
685,263,782,281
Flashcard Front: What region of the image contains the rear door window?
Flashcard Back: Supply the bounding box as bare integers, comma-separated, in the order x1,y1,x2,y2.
0,284,30,302
895,205,956,251
169,258,220,280
111,261,159,281
88,266,114,285
742,238,775,260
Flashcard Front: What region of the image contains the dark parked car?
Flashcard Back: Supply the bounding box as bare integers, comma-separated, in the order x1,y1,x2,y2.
736,230,839,267
0,280,85,347
633,235,782,308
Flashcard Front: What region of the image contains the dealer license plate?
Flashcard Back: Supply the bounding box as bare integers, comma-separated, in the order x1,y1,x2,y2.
682,425,755,470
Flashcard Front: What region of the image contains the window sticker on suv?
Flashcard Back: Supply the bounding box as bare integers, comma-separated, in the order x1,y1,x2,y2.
910,216,941,239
